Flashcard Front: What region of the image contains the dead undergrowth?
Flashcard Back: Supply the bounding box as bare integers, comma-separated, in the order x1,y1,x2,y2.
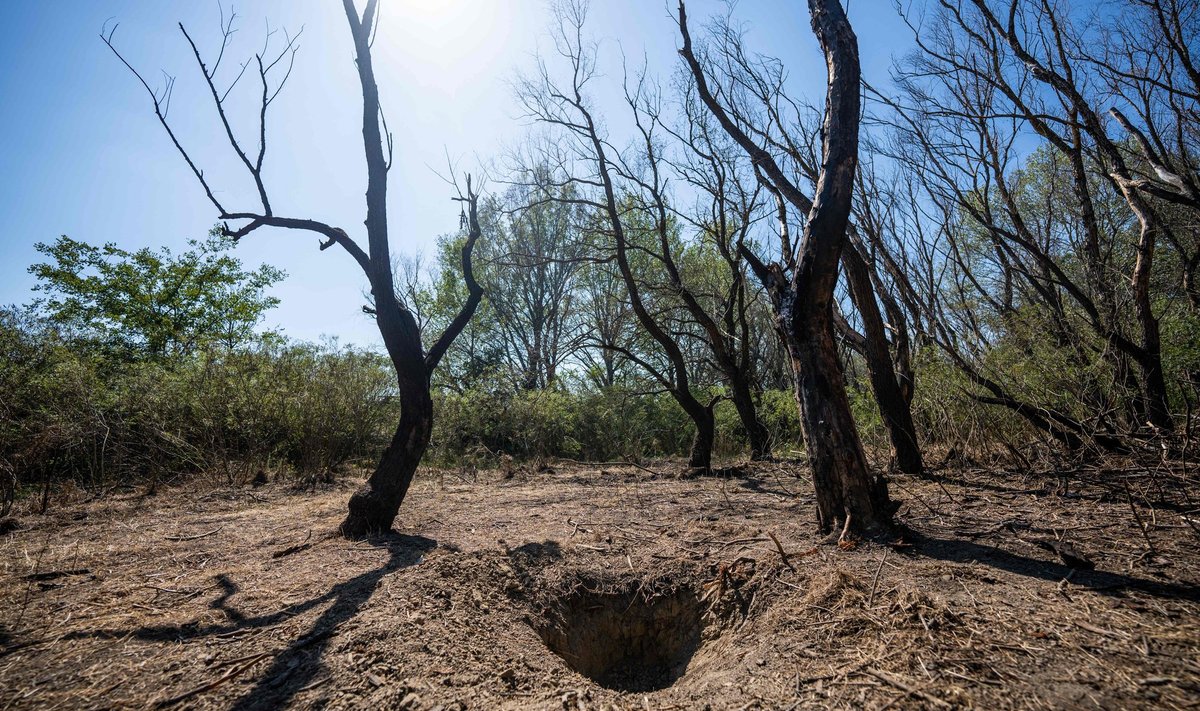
0,459,1198,709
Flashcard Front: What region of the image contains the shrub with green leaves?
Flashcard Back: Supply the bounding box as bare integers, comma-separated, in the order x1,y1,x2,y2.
426,385,805,465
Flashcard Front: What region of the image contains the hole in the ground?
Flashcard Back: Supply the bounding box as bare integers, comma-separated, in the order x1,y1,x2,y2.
534,583,703,692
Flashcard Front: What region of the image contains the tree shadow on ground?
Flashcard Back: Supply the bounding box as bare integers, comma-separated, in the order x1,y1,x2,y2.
927,469,1196,514
736,473,801,499
227,532,435,709
508,540,563,561
688,464,750,480
62,532,436,708
506,540,564,580
911,533,1200,602
211,573,246,624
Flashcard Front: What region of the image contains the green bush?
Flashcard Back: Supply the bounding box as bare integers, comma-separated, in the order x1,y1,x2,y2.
0,308,398,507
427,385,806,464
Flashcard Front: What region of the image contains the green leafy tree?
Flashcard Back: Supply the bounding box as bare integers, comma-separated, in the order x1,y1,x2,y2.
29,228,284,359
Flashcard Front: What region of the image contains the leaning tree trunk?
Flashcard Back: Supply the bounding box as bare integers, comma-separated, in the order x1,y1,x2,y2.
340,197,483,536
340,300,437,536
573,75,716,472
678,0,896,535
842,243,923,474
785,0,894,536
787,303,892,534
341,377,432,537
337,0,483,536
104,0,486,538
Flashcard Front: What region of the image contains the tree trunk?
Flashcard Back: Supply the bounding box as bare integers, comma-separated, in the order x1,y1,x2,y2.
789,0,893,536
1184,251,1200,311
1127,210,1173,433
729,373,771,460
842,244,923,474
1136,319,1173,433
687,404,716,470
340,288,437,536
678,0,895,534
788,302,892,535
567,58,716,472
340,381,432,537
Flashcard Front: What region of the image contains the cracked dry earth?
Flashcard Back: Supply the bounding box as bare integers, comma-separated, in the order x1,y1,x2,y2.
1,461,1198,709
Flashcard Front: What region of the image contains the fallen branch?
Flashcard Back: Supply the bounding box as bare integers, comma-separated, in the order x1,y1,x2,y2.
154,628,333,707
766,531,795,571
713,536,769,552
868,548,889,606
861,668,951,709
1074,620,1129,639
164,528,221,542
1123,481,1157,555
154,652,270,707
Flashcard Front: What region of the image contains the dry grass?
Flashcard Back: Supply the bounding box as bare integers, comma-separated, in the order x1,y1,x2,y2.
1,460,1198,709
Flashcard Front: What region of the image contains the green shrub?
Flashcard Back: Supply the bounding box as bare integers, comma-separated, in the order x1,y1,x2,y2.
427,385,806,464
0,308,398,506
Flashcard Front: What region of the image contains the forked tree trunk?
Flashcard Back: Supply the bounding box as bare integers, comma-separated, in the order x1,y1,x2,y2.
340,285,435,538
340,210,482,536
678,0,895,535
107,0,484,538
796,0,894,535
335,0,482,536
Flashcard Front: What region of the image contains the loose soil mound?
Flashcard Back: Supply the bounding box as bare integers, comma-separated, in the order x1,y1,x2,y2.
0,461,1197,709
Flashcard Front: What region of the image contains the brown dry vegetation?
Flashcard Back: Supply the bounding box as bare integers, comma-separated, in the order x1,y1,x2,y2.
1,461,1198,710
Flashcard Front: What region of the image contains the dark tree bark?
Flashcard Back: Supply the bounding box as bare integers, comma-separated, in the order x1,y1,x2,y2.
841,242,924,474
730,370,772,460
679,0,894,535
673,6,921,469
878,0,1182,451
669,92,776,461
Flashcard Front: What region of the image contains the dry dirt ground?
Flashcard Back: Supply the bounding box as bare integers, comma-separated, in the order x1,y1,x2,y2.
1,460,1198,710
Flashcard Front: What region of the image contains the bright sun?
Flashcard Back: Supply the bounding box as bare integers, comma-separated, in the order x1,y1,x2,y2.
381,0,509,74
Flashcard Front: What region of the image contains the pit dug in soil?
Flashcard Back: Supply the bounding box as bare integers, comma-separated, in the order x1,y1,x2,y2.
533,581,705,692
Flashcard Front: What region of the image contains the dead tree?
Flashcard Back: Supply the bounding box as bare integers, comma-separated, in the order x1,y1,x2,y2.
104,0,484,536
628,80,774,461
679,0,895,535
678,8,924,475
667,110,775,460
884,0,1199,443
899,0,1177,434
516,0,720,470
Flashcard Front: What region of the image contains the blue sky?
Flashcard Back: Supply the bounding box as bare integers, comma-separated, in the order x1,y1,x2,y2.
0,1,916,349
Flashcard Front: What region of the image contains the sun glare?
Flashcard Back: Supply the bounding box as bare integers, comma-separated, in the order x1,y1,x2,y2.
382,0,510,74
